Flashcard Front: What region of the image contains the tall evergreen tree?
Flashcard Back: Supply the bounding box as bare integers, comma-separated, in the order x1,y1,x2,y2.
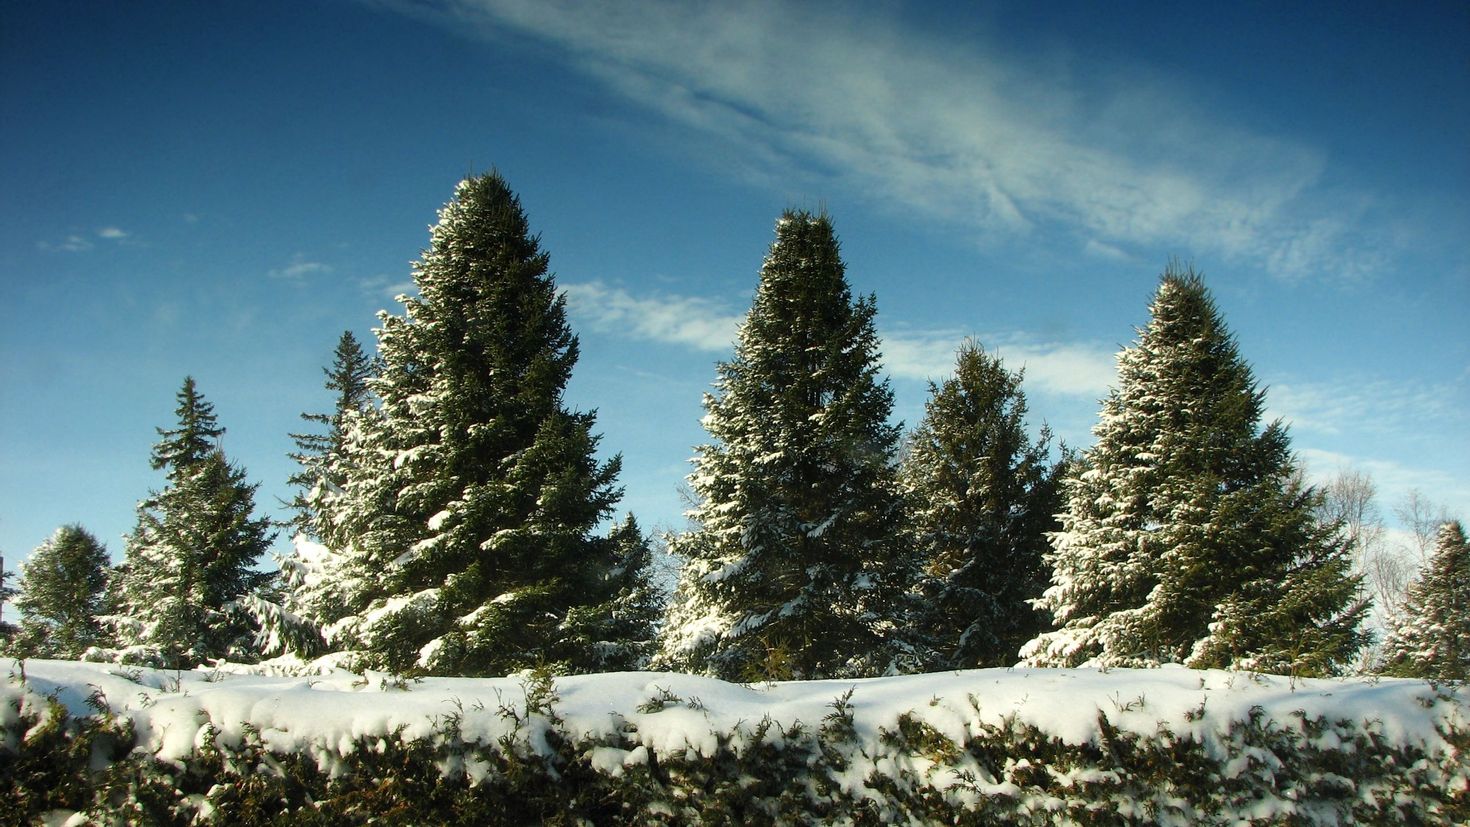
0,555,19,645
113,378,275,667
285,330,375,539
901,342,1062,670
9,525,111,659
1380,521,1470,681
656,211,908,681
245,331,379,659
323,172,650,677
558,514,664,672
1021,266,1367,675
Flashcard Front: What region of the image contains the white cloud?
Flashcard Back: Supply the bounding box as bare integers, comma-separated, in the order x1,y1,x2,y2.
1265,377,1465,438
881,329,1115,398
991,338,1117,399
359,274,417,299
877,331,964,383
269,255,334,280
1084,239,1132,262
561,280,742,352
39,226,133,252
39,234,94,253
377,0,1386,283
563,280,1115,397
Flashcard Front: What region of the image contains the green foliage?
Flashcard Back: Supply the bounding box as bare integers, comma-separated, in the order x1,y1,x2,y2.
112,377,275,668
1381,520,1470,681
901,341,1063,669
557,515,664,672
149,376,224,475
0,559,17,644
285,329,376,540
659,210,909,681
0,686,136,824
323,173,646,677
8,525,111,659
1024,266,1368,674
239,331,380,660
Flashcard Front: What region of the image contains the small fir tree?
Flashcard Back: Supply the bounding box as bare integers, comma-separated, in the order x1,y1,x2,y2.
0,555,19,645
1021,266,1367,675
9,525,111,659
1380,521,1470,681
247,331,378,659
322,173,651,676
285,330,375,539
901,342,1062,670
657,211,909,681
113,378,275,667
557,514,665,671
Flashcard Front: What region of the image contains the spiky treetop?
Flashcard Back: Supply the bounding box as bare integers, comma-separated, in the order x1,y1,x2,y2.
286,330,376,539
658,210,907,681
1023,265,1365,674
151,376,223,478
116,378,274,667
324,173,638,676
902,341,1060,669
1381,521,1470,680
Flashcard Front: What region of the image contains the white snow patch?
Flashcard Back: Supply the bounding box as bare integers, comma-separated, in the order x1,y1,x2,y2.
5,659,1463,797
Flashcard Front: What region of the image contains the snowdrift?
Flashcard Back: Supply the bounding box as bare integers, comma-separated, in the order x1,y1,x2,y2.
4,659,1466,824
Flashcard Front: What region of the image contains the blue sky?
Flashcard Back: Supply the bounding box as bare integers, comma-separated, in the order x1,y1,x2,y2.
2,0,1467,566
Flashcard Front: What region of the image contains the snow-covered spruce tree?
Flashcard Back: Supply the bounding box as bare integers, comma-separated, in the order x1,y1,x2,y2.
241,331,379,659
113,377,275,667
1380,520,1470,681
8,525,111,659
1021,266,1367,675
656,211,909,681
322,172,651,677
284,330,375,540
901,342,1063,670
559,514,664,671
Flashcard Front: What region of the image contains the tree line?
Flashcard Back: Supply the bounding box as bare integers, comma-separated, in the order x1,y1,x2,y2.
2,173,1464,683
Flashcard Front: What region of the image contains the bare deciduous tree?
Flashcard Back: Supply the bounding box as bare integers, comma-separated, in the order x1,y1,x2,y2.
1394,489,1452,565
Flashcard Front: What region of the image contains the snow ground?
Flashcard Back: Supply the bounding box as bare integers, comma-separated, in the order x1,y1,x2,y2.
5,658,1461,770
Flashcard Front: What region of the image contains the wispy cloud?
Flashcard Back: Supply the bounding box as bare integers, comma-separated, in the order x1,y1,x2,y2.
563,280,1115,397
39,234,94,253
561,280,742,352
1084,239,1133,263
1275,376,1469,524
359,274,418,299
1265,377,1467,439
38,226,133,252
375,0,1388,283
881,329,1115,398
269,255,334,281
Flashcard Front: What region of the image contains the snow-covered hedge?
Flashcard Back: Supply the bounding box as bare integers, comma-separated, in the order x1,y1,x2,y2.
3,659,1466,825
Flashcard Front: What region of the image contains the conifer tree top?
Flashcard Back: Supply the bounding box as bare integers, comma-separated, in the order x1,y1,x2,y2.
383,171,578,419
151,376,224,475
414,172,550,304
318,171,628,677
660,208,904,681
1024,263,1366,674
742,211,854,351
